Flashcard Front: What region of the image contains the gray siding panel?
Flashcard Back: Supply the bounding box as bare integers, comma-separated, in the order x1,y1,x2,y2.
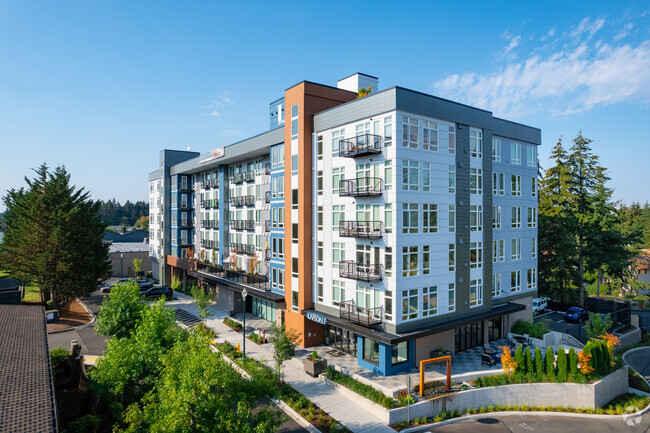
483,130,494,311
313,89,397,132
493,118,541,144
455,124,471,317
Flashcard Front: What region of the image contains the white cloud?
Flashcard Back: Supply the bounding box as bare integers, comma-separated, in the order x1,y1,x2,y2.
540,28,556,42
203,91,234,117
432,18,650,119
500,34,522,59
614,22,634,41
207,111,220,117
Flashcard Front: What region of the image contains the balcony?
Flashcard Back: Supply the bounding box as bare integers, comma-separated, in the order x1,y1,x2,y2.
264,249,270,261
243,170,256,182
230,172,243,184
264,220,270,232
200,220,219,229
339,260,383,282
230,243,256,255
339,134,383,158
201,180,210,189
339,177,383,197
230,195,255,207
229,219,255,231
339,300,382,327
179,201,193,210
200,239,218,249
264,163,271,175
178,238,193,247
339,220,383,239
264,191,271,203
178,219,194,228
195,262,270,292
179,183,192,192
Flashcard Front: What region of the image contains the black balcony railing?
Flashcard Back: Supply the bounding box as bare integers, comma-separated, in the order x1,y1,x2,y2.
230,195,255,207
178,238,193,247
339,260,383,282
230,173,243,184
339,177,383,197
179,183,192,192
229,219,255,231
264,249,270,261
264,191,271,203
339,220,383,239
339,134,383,158
179,201,193,209
200,239,218,249
230,243,256,255
201,220,219,229
210,178,219,188
339,300,382,327
243,170,256,182
195,263,270,292
264,220,270,232
178,219,194,228
201,199,218,209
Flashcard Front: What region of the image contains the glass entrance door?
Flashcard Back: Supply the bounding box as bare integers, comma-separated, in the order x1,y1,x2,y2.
454,321,484,353
488,317,502,341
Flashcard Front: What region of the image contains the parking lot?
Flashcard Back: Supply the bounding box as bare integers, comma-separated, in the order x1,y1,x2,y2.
533,310,591,344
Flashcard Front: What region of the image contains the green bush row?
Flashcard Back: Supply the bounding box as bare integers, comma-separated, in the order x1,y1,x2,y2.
323,367,396,409
223,317,242,332
511,319,551,339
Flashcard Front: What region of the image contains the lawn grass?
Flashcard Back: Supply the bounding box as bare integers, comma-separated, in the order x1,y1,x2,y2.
23,284,41,303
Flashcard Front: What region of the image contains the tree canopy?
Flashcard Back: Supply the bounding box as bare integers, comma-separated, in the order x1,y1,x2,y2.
98,199,149,226
0,164,111,305
96,281,145,339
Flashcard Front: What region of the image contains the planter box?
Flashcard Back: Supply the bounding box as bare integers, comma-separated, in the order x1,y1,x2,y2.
304,359,327,378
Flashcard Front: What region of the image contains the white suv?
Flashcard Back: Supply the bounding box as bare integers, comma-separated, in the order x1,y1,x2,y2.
532,298,548,313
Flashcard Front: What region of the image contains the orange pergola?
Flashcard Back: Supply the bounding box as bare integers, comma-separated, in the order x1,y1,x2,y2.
419,355,452,397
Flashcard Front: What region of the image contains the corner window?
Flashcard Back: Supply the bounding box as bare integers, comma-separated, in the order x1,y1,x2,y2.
470,130,483,158
363,337,380,365
391,341,408,366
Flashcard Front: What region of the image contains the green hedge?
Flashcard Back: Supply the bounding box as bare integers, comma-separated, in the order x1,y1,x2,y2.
511,319,551,339
323,367,396,409
223,317,243,332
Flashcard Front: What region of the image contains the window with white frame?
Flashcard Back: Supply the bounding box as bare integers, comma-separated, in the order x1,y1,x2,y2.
449,205,456,232
384,290,393,320
291,104,299,141
422,245,430,275
527,145,537,167
470,242,483,269
470,205,483,232
527,207,537,228
493,206,501,229
317,277,323,302
333,280,346,306
402,160,419,191
318,241,323,266
527,268,537,289
402,289,419,320
423,120,438,151
531,237,537,258
402,246,419,277
384,116,393,146
402,203,419,233
511,270,521,293
402,116,419,148
448,283,456,312
385,247,393,277
470,279,483,307
449,244,455,271
492,138,501,162
493,172,505,195
333,242,345,269
384,161,392,190
422,162,431,191
356,285,370,308
511,238,521,260
423,204,438,233
531,177,537,197
511,175,521,196
318,206,323,231
385,204,392,234
277,268,284,291
492,273,501,297
511,142,521,165
278,238,285,259
470,130,483,158
449,165,456,193
333,167,345,195
470,168,483,194
422,286,438,316
333,205,344,231
448,125,456,154
496,239,505,262
278,207,284,228
332,129,344,157
511,206,521,228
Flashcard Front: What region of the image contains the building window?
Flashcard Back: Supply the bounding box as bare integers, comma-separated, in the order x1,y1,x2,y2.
385,290,393,321
363,337,380,365
470,242,483,269
493,172,505,195
511,270,521,293
292,189,298,210
493,206,501,229
511,175,521,196
495,239,505,262
333,168,344,195
402,246,419,277
333,280,345,306
385,204,392,234
531,237,537,258
277,269,285,291
492,274,501,297
317,170,323,196
333,242,345,270
470,130,483,158
385,247,393,277
291,155,298,175
402,160,419,191
292,223,298,244
356,285,370,308
318,241,323,266
423,204,438,233
384,161,392,190
527,268,537,290
449,165,456,193
317,135,323,161
470,168,483,194
449,244,455,271
527,207,537,228
401,289,418,320
511,142,521,165
402,203,419,234
423,120,438,151
402,116,419,148
318,206,323,231
317,277,323,302
511,206,521,228
470,205,483,232
470,279,483,307
384,116,393,147
448,283,456,312
449,205,456,232
278,238,284,259
291,290,299,312
511,238,521,260
531,177,537,197
292,257,299,278
333,205,344,231
422,245,430,275
527,145,537,167
332,129,344,157
423,286,438,316
391,341,408,365
422,162,431,191
493,138,501,162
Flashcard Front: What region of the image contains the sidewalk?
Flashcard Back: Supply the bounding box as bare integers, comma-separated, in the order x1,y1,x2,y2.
169,298,396,433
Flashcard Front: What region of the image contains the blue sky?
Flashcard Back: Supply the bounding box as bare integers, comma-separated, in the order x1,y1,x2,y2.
1,0,649,210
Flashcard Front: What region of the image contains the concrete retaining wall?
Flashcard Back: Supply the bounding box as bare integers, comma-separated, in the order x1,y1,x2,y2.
617,327,641,349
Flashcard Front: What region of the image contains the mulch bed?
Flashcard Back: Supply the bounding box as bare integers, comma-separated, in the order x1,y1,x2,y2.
47,299,93,333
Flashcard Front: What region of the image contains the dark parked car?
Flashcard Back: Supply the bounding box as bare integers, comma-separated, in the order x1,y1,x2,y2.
140,286,173,300
117,278,153,290
564,307,589,323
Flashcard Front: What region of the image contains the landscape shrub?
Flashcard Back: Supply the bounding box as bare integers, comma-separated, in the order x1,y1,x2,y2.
223,317,243,332
534,347,543,374
524,346,533,374
556,347,567,382
545,346,555,378
513,345,524,373
511,319,551,339
568,347,578,376
64,414,100,433
108,401,123,423
50,346,69,368
323,367,395,409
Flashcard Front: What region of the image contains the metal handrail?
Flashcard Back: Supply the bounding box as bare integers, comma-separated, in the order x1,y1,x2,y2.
339,220,383,239
339,177,383,197
339,133,383,157
339,260,383,282
339,299,382,326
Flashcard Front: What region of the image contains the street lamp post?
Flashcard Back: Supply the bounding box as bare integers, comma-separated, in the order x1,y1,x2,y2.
120,252,124,277
242,288,247,359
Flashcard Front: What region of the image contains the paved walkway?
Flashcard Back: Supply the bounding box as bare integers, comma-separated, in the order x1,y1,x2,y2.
624,347,650,384
167,296,396,433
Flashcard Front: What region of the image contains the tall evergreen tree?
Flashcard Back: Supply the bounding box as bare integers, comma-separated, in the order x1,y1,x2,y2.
0,164,111,306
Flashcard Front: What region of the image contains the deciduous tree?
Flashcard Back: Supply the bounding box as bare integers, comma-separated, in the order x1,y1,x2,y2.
96,281,145,339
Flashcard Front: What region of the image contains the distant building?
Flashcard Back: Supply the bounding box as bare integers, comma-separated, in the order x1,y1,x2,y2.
108,242,152,278
0,278,24,304
635,249,650,285
103,228,148,243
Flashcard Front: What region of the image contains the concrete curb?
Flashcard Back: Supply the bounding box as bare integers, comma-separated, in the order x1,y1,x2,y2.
47,298,97,334
623,347,650,394
272,398,322,433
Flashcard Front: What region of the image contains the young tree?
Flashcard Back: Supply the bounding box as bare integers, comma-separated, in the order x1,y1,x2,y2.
545,347,556,378
584,312,613,339
513,345,524,374
568,347,579,377
524,346,534,375
133,258,143,277
96,281,145,339
270,322,299,376
534,347,544,375
556,347,567,382
0,164,111,307
190,284,213,326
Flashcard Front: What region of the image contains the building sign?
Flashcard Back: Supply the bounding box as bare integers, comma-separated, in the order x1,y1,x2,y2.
199,147,225,164
306,312,327,325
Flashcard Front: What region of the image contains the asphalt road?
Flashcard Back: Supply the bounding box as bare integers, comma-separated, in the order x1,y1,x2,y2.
412,413,650,432
534,311,591,344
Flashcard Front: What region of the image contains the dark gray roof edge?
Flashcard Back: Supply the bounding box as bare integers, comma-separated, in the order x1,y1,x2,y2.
148,171,161,182
269,96,284,105
284,79,358,95
337,72,379,81
492,117,542,144
394,86,493,115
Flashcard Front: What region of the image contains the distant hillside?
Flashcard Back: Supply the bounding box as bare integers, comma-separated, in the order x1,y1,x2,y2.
98,199,149,226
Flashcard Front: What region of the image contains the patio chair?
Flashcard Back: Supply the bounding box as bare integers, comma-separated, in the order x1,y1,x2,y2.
481,353,496,367
483,344,497,355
